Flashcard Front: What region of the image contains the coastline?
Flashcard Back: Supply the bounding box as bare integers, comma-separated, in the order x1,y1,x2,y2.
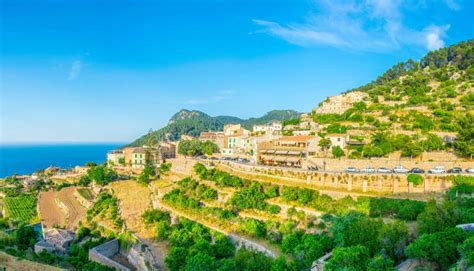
0,143,124,177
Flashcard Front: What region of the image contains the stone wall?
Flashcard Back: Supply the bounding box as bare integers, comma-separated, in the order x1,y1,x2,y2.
89,239,130,271
216,161,455,195
228,233,276,258
125,234,161,271
73,190,93,209
307,157,473,172
169,158,199,175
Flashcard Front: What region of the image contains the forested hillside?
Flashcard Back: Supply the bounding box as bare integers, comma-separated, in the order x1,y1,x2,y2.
129,109,301,146
312,39,474,159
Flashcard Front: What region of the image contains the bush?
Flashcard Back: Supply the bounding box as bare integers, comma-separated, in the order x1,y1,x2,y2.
405,227,466,268
407,174,423,186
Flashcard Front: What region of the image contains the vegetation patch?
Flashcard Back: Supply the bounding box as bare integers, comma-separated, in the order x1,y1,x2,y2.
4,194,37,224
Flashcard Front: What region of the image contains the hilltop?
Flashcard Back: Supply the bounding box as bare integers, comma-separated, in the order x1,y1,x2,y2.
129,109,301,146
311,39,474,158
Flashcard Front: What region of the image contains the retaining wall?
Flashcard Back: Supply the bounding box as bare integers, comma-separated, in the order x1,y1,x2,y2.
89,239,130,271
216,161,457,195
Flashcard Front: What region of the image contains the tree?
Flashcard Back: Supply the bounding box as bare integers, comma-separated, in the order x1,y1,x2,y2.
318,138,331,151
185,252,216,271
332,146,344,158
379,220,409,263
213,234,235,259
234,248,273,271
201,141,219,155
405,228,466,269
155,221,171,240
281,232,333,268
407,174,423,186
417,200,459,235
325,245,370,271
459,235,474,266
86,165,118,186
454,112,474,159
331,213,383,256
14,225,37,251
367,256,394,271
85,161,97,167
326,124,348,134
138,161,156,185
165,246,189,271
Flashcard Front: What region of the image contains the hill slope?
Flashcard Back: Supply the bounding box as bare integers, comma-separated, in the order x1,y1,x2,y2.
129,109,301,146
313,39,474,158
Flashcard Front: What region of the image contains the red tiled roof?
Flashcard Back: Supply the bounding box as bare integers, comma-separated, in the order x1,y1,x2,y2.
278,136,315,142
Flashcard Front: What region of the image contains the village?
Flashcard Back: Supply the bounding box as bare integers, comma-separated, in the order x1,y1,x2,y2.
107,111,473,175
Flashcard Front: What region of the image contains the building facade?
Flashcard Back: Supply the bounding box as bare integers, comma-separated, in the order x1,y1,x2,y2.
257,136,318,168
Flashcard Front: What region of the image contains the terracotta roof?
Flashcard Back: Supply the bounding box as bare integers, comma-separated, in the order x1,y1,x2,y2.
327,134,346,137
132,147,146,154
278,136,316,142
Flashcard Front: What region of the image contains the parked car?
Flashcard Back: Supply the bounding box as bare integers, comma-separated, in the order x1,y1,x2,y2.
210,157,218,160
447,167,463,174
361,167,375,173
377,167,392,173
345,167,359,173
409,168,425,174
465,168,474,173
308,166,319,171
393,165,409,173
428,166,445,174
197,155,207,160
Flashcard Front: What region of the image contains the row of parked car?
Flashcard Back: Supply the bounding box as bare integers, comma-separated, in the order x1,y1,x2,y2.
345,165,474,174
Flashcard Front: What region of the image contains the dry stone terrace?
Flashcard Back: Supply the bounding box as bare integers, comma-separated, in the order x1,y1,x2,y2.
168,158,465,199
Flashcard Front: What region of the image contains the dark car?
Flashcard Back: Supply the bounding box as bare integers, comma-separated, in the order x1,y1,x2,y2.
409,168,425,173
447,167,463,173
210,157,218,160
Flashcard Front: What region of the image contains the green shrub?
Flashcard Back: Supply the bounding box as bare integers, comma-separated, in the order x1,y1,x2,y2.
407,174,423,186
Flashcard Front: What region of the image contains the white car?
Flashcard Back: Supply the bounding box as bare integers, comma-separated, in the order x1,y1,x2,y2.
345,167,360,173
361,167,375,173
466,168,474,174
393,165,409,174
377,167,392,173
428,166,446,174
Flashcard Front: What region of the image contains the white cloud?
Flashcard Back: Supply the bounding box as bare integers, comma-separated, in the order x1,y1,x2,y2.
253,0,455,51
67,60,83,80
425,25,450,50
443,0,460,10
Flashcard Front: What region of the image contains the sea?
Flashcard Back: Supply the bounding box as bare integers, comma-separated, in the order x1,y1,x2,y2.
0,144,124,177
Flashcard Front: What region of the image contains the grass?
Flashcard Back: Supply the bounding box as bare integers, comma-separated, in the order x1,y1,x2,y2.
77,188,94,201
150,179,173,189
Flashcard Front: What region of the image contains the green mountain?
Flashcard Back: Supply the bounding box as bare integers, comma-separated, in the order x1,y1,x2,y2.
313,39,474,158
129,109,301,146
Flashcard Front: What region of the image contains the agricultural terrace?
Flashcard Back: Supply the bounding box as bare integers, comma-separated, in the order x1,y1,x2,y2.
38,187,86,229
77,188,94,201
4,194,37,224
108,180,170,263
152,163,474,270
109,180,152,234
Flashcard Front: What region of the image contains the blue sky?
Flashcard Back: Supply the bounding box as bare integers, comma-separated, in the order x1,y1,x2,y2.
1,0,473,143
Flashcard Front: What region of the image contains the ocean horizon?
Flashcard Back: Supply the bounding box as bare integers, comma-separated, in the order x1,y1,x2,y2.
0,143,125,177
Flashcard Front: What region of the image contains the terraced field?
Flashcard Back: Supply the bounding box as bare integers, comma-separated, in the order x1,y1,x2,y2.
38,187,86,229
